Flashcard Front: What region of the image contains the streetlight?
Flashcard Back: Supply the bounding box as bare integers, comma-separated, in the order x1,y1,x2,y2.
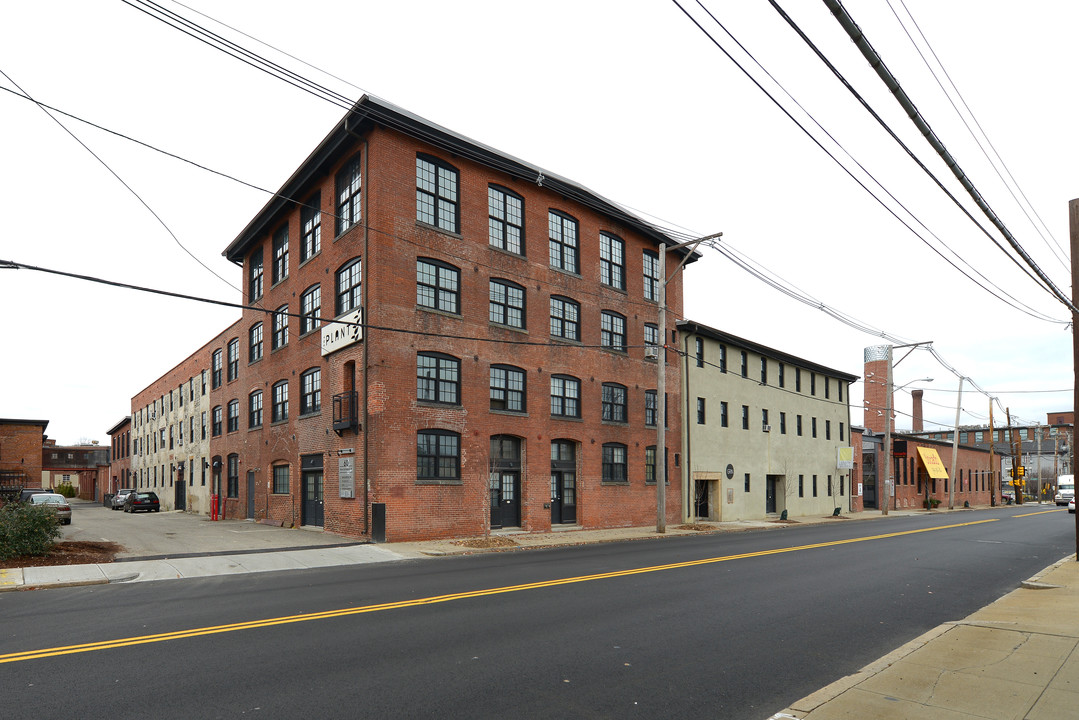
657,231,722,533
881,369,933,515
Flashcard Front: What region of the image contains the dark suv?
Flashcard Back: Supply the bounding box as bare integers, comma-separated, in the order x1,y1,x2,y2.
124,491,160,513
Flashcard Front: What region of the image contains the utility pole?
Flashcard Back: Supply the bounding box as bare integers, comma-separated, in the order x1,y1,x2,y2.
988,401,996,506
948,377,964,510
1036,423,1043,504
882,346,893,516
1071,197,1079,557
656,232,721,533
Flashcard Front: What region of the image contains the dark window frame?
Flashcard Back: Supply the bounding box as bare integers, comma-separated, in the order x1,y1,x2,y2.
599,232,626,290
489,278,526,329
300,367,321,415
416,258,460,314
336,155,362,236
601,383,628,423
602,442,628,483
272,223,289,285
336,258,362,316
488,184,524,255
272,380,289,423
551,374,581,418
548,210,579,273
418,352,461,406
301,284,321,335
416,154,459,234
550,295,580,341
490,364,526,413
417,429,461,482
300,191,321,262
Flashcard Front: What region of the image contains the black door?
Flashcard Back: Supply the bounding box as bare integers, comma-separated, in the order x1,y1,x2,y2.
766,476,778,514
175,465,186,511
694,479,709,520
490,471,520,528
550,471,576,525
302,470,324,527
246,471,256,519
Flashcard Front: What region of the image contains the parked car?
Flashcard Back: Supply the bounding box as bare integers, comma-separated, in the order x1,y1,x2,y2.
1069,498,1075,514
28,493,72,525
124,491,160,513
19,488,47,503
1055,475,1074,506
111,489,136,510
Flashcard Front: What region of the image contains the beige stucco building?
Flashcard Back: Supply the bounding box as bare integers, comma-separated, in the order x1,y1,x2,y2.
677,321,858,521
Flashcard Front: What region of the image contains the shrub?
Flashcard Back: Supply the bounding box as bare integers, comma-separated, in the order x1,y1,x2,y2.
923,497,942,509
55,482,77,498
0,503,62,560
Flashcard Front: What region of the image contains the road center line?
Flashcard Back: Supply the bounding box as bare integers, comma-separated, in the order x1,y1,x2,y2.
0,517,1001,665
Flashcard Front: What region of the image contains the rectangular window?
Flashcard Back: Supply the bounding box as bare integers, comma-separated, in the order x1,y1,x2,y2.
548,210,579,273
550,296,580,341
601,383,628,423
417,430,460,481
719,345,727,373
780,412,787,434
489,280,525,328
273,465,289,494
249,323,263,362
810,374,817,396
300,192,321,262
742,405,749,430
599,232,626,289
600,311,627,352
228,455,240,498
744,473,751,493
201,411,206,440
336,258,362,316
812,417,818,438
418,353,460,405
778,363,785,388
828,475,833,497
797,415,803,436
301,368,321,415
740,351,748,377
490,365,525,412
762,409,769,431
760,357,767,385
336,156,362,235
825,377,830,399
643,250,660,302
212,407,222,437
826,420,831,440
645,390,658,427
812,474,818,497
488,186,524,254
272,224,288,284
839,382,844,402
799,474,804,497
795,368,802,392
212,352,222,389
227,400,239,433
720,401,728,428
697,397,706,425
227,339,239,382
301,285,321,335
249,248,263,301
840,422,845,441
602,443,628,483
695,338,704,368
417,259,459,314
272,381,289,422
416,155,458,233
249,391,263,429
272,305,289,349
551,376,581,418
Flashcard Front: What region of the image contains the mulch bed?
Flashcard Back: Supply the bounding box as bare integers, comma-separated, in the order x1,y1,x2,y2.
0,541,123,569
453,536,519,549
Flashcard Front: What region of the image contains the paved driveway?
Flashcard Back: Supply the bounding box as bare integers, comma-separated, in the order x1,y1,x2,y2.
61,498,361,559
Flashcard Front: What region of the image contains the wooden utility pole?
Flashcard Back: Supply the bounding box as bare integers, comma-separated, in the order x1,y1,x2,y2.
1069,198,1079,557
988,401,996,506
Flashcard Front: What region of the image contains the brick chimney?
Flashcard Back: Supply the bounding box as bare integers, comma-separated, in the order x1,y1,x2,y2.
912,390,924,433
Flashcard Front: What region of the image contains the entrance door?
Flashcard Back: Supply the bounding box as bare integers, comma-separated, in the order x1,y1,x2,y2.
175,479,186,511
490,472,520,528
302,470,324,527
246,471,256,519
550,471,576,525
694,479,710,520
765,476,778,514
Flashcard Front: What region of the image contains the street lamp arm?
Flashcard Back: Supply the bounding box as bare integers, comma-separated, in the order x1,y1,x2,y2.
663,232,723,286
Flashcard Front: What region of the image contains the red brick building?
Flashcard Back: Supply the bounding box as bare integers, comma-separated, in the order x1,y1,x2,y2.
106,416,132,497
41,439,109,501
0,418,49,495
136,97,693,541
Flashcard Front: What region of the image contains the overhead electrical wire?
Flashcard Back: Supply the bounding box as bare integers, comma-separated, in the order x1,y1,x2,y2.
819,0,1077,315
888,0,1070,272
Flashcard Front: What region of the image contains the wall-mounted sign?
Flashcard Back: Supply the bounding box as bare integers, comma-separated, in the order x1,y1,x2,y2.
339,457,355,499
322,308,363,357
725,464,734,480
837,447,854,469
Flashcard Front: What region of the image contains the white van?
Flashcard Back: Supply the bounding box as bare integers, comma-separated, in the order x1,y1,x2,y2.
1055,475,1074,506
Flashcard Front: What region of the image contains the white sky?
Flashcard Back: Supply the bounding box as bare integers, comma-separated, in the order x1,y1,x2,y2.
1,0,1074,444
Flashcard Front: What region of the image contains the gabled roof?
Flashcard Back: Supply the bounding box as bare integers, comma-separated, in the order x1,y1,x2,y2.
677,319,859,382
224,95,697,264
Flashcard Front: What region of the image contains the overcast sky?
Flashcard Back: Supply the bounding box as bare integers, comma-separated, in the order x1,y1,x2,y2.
2,0,1075,444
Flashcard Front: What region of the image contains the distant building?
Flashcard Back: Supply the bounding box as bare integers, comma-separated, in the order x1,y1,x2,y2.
678,321,858,521
0,418,49,497
41,438,109,500
106,416,132,496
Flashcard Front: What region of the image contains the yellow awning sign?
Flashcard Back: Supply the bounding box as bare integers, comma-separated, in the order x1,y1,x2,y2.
917,447,949,479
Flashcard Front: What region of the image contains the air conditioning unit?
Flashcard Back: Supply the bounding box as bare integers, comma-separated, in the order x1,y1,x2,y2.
644,346,659,360
762,424,772,433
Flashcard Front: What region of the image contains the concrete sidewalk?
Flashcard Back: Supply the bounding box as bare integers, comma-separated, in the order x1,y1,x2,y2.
769,555,1079,720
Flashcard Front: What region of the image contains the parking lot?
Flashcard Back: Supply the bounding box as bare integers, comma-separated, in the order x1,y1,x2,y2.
61,498,361,559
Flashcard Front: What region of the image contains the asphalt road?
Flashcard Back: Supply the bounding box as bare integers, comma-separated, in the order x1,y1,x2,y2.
3,506,1073,719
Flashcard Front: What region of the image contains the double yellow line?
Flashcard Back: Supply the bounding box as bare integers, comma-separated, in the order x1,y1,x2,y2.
0,517,1005,664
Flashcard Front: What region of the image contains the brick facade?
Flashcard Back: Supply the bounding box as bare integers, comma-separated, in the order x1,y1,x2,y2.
133,97,690,541
106,416,132,497
0,419,49,492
